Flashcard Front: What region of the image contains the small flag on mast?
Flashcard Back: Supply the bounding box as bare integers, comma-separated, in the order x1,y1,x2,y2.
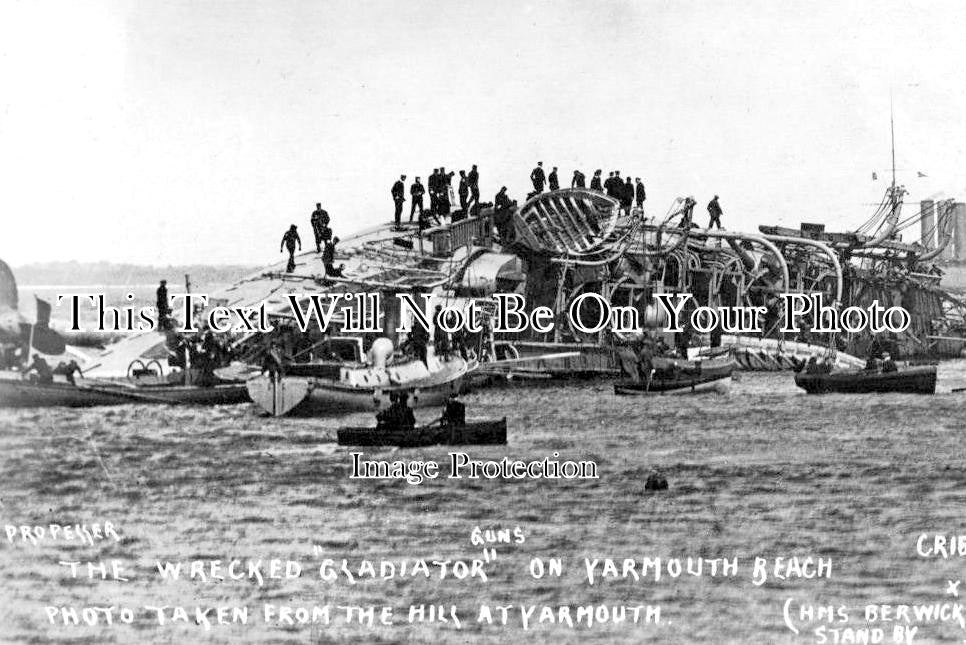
34,297,51,329
872,172,878,181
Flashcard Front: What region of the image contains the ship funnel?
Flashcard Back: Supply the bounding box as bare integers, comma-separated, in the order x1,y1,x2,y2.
367,337,394,368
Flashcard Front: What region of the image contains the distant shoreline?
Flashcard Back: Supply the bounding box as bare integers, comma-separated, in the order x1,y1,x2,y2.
11,261,257,289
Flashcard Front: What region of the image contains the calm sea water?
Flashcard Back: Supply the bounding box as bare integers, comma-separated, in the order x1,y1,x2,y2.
3,364,966,644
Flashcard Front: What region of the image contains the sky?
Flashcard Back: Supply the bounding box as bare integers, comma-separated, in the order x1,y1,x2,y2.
1,0,965,266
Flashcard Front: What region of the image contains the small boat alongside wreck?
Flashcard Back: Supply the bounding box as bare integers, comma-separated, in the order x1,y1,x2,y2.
247,352,473,417
0,371,249,408
794,365,937,395
338,417,507,447
614,357,735,395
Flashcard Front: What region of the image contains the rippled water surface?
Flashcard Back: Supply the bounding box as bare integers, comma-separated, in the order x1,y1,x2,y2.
3,362,966,643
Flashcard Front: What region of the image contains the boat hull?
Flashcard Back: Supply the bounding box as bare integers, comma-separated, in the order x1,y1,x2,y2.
0,372,250,408
338,418,507,447
794,366,937,394
247,357,471,417
0,377,130,408
614,358,735,395
615,376,731,395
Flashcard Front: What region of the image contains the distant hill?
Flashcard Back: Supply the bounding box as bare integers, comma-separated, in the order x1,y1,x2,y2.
13,261,257,288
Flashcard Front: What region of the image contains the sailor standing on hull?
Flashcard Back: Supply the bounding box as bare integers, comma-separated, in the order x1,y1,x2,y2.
530,161,546,194
156,280,171,330
310,202,330,253
428,168,440,217
707,195,724,229
635,177,646,209
467,164,480,209
409,177,425,221
280,224,301,273
457,170,469,216
590,169,603,192
548,166,559,191
391,175,406,228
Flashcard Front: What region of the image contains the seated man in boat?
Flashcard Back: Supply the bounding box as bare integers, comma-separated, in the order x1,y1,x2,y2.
376,392,399,429
377,392,417,430
880,353,898,373
24,354,53,385
397,392,416,428
636,340,654,383
441,393,466,427
864,355,881,371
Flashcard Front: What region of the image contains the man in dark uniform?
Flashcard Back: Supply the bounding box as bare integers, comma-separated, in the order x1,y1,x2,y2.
156,280,170,330
442,393,466,426
53,359,83,385
675,326,692,359
590,169,603,192
428,168,440,216
572,169,585,188
880,353,898,373
457,170,469,215
604,171,615,196
397,392,416,429
322,237,344,277
25,354,53,384
437,167,453,218
409,317,430,366
310,202,330,253
280,224,301,273
467,164,480,208
376,392,416,430
548,166,559,191
493,187,516,242
635,177,646,208
622,177,634,214
707,195,723,229
376,392,399,429
433,305,450,355
409,177,425,221
636,338,654,384
391,175,406,228
530,162,546,194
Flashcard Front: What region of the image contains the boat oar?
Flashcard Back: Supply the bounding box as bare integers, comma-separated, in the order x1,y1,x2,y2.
75,380,181,405
952,387,966,393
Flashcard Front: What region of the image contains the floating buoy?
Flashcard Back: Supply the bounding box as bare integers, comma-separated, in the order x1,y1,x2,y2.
644,472,668,491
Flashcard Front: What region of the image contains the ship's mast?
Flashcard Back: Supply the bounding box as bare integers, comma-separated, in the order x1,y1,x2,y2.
890,91,897,192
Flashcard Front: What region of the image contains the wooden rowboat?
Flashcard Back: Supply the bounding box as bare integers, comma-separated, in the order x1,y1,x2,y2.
794,366,937,395
247,355,472,417
0,371,250,408
614,357,735,395
338,418,507,447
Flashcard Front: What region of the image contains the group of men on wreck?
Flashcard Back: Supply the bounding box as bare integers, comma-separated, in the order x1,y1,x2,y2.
390,165,482,230
276,202,345,276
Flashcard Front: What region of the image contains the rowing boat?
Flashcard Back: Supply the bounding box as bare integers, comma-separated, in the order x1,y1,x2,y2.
337,417,507,447
247,354,472,417
794,365,937,394
614,357,735,395
0,370,250,408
